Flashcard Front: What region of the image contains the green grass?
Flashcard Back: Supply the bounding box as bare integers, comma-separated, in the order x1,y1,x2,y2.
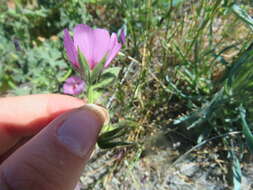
1,0,253,189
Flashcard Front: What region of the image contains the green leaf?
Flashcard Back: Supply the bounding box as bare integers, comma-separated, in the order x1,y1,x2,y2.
239,105,253,153
58,69,72,82
157,0,185,7
97,120,136,149
231,4,253,31
78,49,90,84
173,88,226,129
93,67,121,89
87,86,103,104
103,67,121,76
99,120,136,140
99,126,128,142
92,90,103,102
92,74,115,89
229,150,242,190
97,141,133,149
90,57,106,84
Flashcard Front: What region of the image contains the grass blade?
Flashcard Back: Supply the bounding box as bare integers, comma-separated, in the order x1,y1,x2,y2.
231,4,253,31
229,150,242,190
239,105,253,153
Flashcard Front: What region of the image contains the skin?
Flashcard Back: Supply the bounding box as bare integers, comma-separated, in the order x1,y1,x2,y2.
0,94,104,190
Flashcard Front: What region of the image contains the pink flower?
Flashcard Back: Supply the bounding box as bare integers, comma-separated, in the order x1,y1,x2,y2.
119,28,126,44
63,76,85,95
64,24,122,70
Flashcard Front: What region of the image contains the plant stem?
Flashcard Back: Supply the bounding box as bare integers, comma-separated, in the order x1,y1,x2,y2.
87,85,94,104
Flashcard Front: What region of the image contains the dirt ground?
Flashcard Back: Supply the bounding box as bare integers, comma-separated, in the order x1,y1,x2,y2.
78,135,253,190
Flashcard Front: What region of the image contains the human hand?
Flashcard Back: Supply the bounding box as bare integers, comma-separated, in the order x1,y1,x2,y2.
0,94,107,190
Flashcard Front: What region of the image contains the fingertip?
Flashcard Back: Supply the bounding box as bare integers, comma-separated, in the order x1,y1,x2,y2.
45,94,85,117
0,94,85,155
0,94,85,133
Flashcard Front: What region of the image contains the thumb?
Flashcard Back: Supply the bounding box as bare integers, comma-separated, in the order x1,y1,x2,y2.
0,104,108,190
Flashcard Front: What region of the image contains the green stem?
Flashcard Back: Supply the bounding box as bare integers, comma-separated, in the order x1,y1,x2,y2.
87,85,94,104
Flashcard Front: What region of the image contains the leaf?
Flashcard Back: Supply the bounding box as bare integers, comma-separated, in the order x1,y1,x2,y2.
173,88,226,129
87,86,103,104
97,141,133,149
78,49,90,84
99,120,135,140
92,90,103,102
93,67,121,89
58,69,72,82
99,125,124,139
99,126,128,142
229,150,242,190
239,105,253,153
97,120,136,149
231,4,253,31
157,0,185,7
171,0,186,7
103,67,121,76
92,74,115,89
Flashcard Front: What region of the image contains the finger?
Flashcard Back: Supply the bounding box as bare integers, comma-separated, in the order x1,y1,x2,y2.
0,104,108,190
0,94,84,155
0,94,84,133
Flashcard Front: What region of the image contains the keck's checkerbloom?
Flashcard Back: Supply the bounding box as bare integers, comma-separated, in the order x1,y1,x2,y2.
63,76,85,95
64,24,122,70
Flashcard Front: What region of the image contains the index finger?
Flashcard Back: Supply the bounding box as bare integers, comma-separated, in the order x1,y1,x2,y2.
0,94,84,155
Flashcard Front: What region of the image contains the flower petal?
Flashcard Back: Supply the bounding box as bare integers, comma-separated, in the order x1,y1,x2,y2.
108,33,117,51
64,29,79,68
73,24,94,68
92,28,111,65
63,76,85,95
105,33,122,67
120,28,126,44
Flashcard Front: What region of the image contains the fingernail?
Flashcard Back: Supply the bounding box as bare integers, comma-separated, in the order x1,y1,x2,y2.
57,104,108,157
84,104,110,125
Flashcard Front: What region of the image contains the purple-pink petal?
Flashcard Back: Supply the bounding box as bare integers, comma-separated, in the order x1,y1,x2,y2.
64,29,79,68
73,24,94,69
63,76,85,95
105,34,122,67
108,33,117,52
120,28,126,44
92,28,111,66
64,24,123,71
